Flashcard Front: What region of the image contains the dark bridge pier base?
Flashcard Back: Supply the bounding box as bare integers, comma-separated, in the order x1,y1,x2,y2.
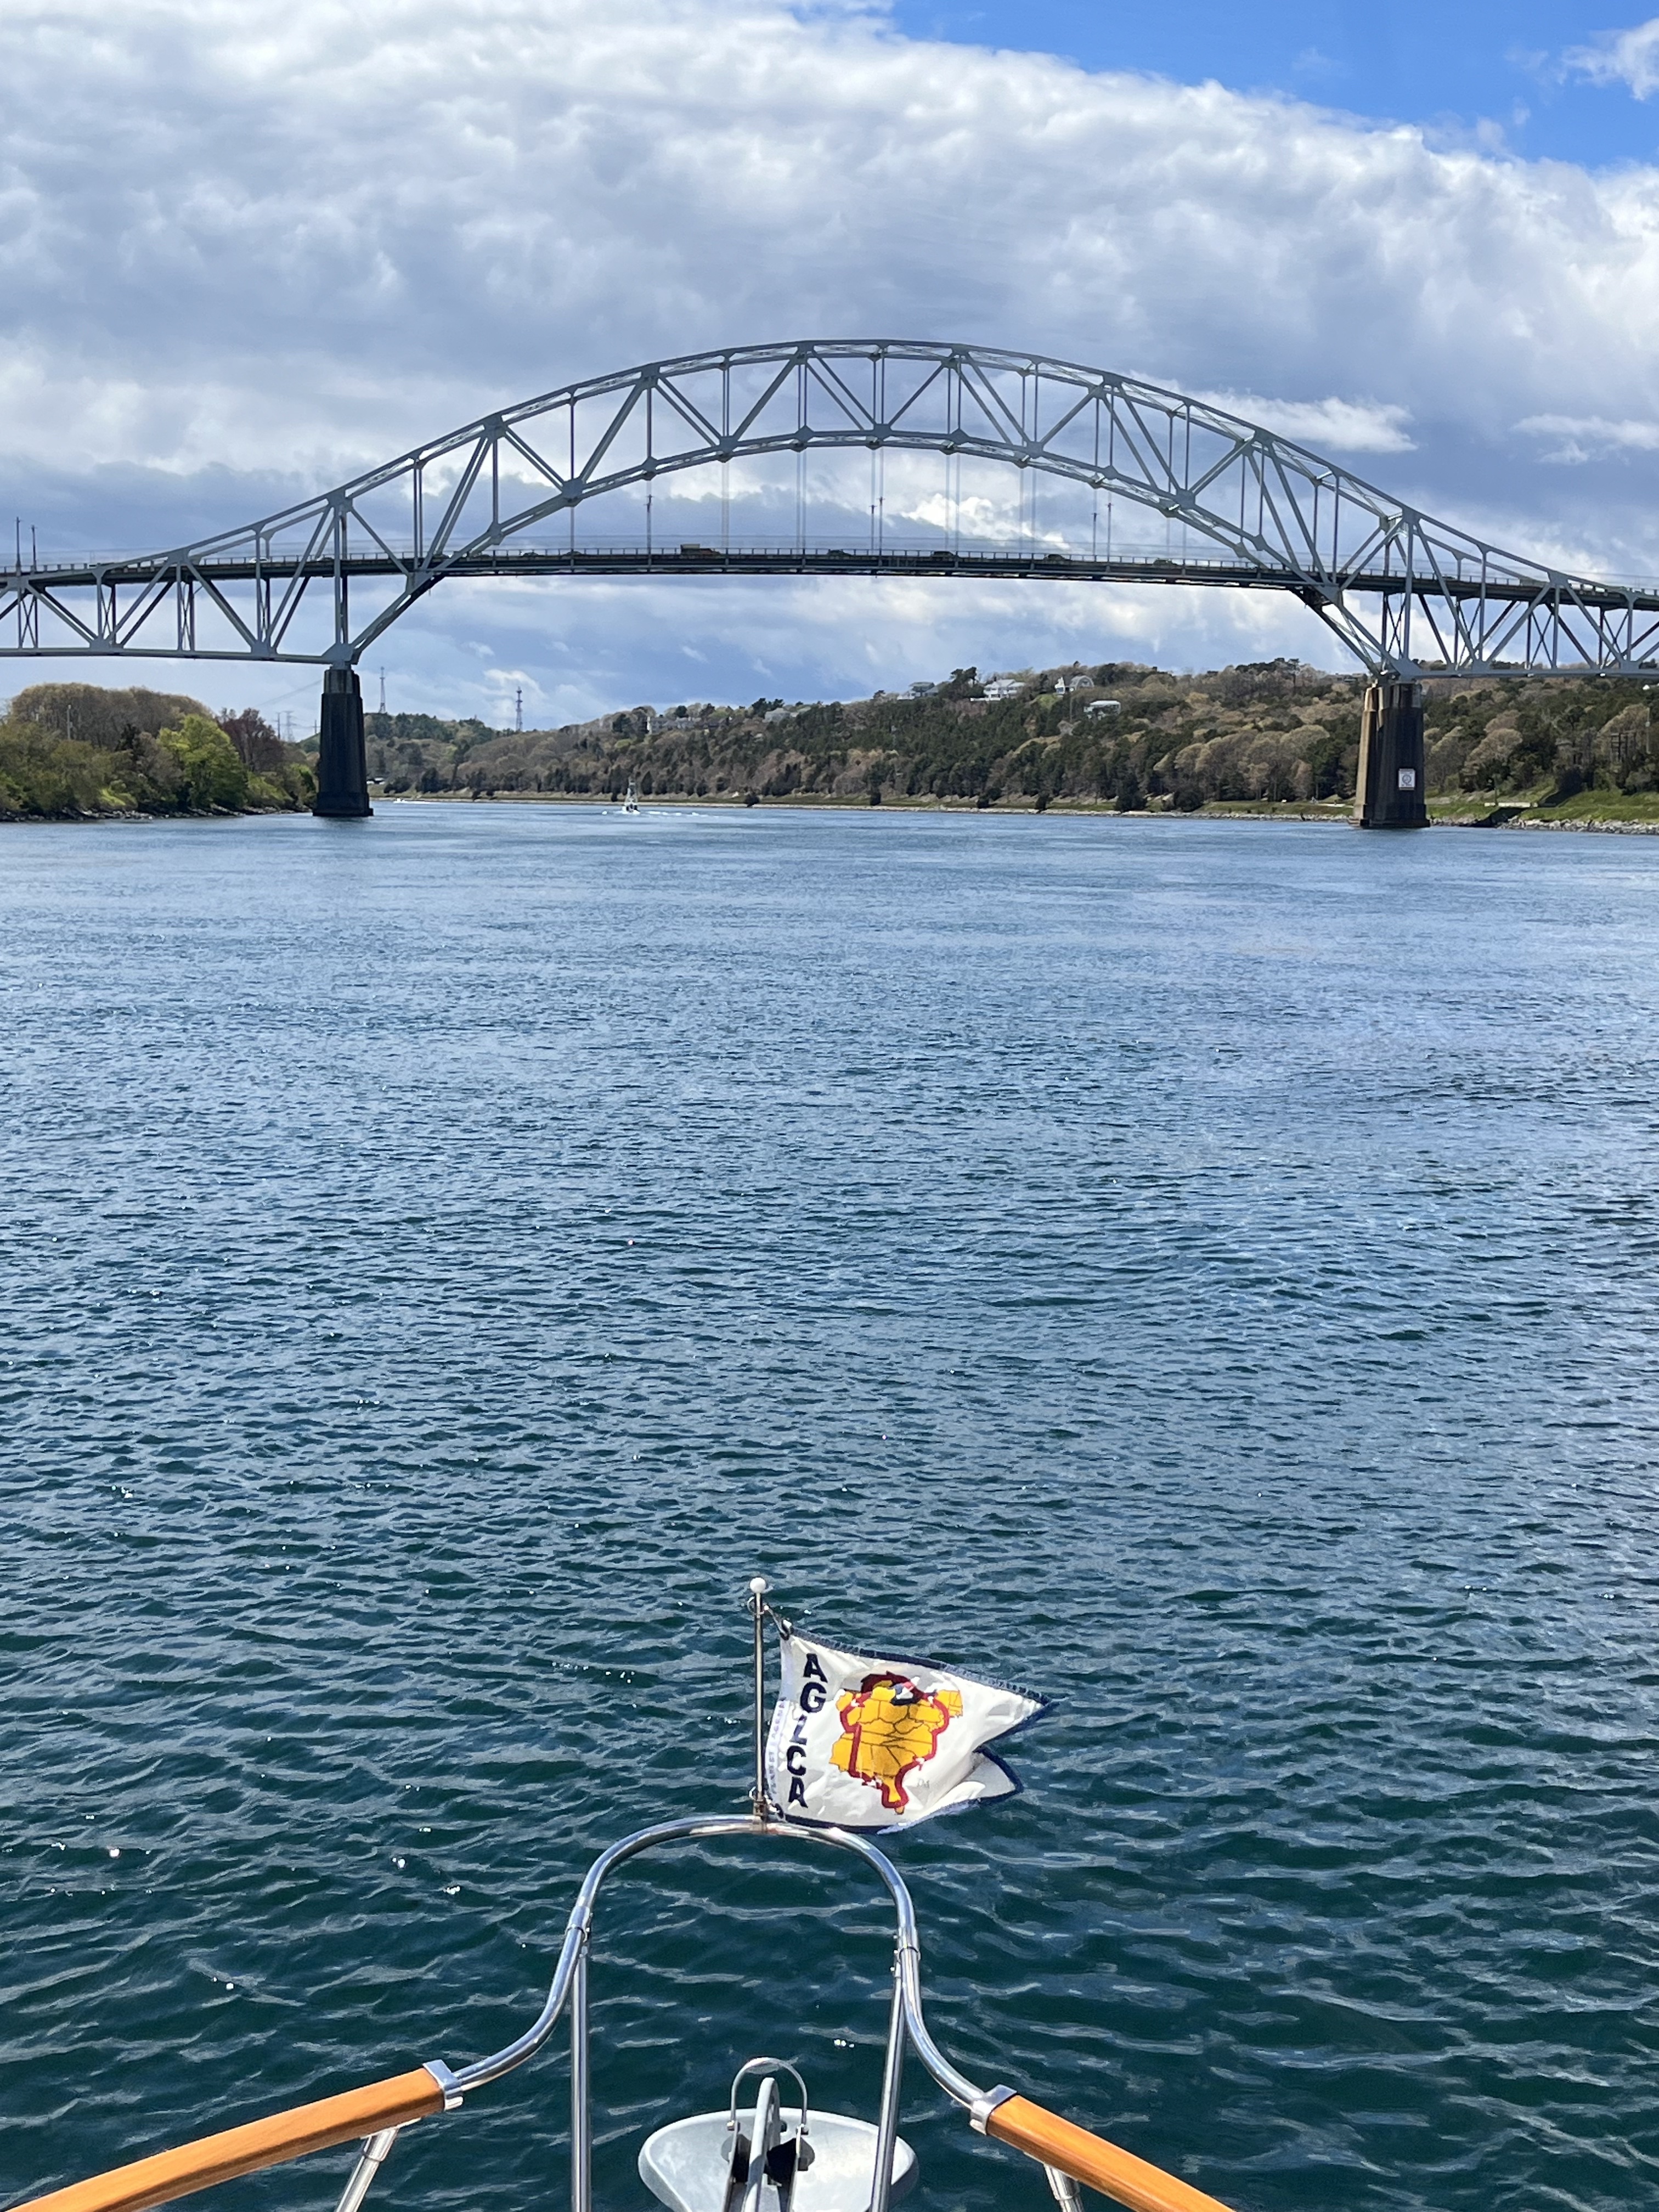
1352,679,1427,830
312,667,373,818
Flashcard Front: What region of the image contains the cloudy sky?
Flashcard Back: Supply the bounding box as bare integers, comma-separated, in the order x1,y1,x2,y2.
6,0,1659,727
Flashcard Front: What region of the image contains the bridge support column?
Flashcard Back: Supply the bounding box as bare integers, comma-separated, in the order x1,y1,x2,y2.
312,667,373,818
1352,679,1427,830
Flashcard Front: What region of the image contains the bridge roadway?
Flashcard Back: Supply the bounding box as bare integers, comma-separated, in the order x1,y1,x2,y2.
18,540,1659,618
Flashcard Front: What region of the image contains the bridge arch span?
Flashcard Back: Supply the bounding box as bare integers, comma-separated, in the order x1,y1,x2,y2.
4,340,1656,821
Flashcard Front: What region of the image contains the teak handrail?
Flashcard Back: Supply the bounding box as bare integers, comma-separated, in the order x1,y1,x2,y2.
6,2068,445,2212
2,2075,1238,2212
987,2096,1240,2212
4,2078,1238,2212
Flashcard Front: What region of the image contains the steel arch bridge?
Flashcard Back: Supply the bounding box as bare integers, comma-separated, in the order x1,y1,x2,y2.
5,337,1657,684
7,338,1656,824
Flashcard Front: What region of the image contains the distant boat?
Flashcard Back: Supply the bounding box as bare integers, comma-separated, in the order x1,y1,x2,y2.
623,782,641,814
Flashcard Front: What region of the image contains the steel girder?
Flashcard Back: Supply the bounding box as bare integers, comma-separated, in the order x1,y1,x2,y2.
4,339,1657,678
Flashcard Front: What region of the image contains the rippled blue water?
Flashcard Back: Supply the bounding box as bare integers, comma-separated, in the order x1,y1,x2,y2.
4,805,1658,2212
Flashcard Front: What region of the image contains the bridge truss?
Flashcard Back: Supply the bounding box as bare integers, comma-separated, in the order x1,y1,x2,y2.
4,340,1657,680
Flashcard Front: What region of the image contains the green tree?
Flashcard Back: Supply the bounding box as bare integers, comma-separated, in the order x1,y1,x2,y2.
157,715,251,810
0,725,106,815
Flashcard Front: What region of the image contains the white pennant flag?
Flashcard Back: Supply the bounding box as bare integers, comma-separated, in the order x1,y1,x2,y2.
764,1630,1045,1830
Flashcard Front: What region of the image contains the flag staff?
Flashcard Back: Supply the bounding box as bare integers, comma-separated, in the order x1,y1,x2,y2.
748,1576,774,1819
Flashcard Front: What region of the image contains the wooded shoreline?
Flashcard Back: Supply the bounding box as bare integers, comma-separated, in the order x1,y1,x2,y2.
8,658,1659,830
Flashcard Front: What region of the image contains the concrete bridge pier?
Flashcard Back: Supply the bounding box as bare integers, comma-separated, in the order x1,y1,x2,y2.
312,667,373,817
1352,679,1427,829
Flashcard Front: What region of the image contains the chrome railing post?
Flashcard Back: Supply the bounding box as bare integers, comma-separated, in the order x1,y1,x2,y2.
1043,2165,1085,2212
867,1959,907,2212
330,2129,399,2212
569,1942,591,2212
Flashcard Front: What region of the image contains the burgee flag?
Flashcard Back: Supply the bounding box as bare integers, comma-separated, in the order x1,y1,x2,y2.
764,1630,1045,1830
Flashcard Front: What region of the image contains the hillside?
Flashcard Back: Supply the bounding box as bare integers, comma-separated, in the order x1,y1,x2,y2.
363,659,1659,820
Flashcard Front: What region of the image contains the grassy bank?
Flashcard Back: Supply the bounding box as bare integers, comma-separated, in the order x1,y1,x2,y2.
1523,788,1659,827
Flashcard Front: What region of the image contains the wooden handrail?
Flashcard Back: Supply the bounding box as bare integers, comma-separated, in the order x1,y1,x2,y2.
7,2067,447,2212
4,2067,1240,2212
985,2095,1240,2212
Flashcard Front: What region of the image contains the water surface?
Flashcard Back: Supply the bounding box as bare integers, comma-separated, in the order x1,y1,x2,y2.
4,805,1657,2212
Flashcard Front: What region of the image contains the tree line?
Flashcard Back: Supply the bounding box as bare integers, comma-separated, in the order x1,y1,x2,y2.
8,662,1656,822
364,659,1659,814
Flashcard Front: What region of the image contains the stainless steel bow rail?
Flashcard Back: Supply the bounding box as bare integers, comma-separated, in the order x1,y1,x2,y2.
6,1814,1239,2212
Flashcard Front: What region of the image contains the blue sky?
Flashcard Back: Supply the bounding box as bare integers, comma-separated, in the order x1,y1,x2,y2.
886,2,1659,166
7,1,1659,726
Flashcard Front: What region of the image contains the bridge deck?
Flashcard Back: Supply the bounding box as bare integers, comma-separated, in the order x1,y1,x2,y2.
12,544,1659,612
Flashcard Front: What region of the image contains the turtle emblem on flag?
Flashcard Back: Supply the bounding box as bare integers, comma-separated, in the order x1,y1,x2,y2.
764,1628,1046,1830
831,1674,965,1813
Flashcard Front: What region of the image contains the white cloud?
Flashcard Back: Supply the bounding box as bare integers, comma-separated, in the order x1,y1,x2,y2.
1563,19,1659,98
1193,393,1415,454
1516,412,1659,464
5,0,1659,712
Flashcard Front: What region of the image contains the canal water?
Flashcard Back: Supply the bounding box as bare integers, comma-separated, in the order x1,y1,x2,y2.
3,804,1657,2212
